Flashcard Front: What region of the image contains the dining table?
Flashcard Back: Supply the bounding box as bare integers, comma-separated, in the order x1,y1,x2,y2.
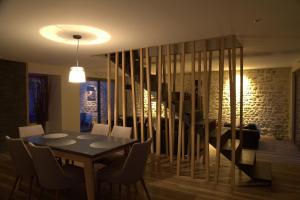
24,131,137,200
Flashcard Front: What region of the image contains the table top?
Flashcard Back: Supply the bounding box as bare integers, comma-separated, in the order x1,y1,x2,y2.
24,131,137,158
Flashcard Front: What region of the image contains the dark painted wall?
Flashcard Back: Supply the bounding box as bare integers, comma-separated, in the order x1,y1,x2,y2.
0,59,27,151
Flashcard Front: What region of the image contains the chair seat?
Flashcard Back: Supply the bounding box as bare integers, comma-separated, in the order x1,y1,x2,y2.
97,160,125,183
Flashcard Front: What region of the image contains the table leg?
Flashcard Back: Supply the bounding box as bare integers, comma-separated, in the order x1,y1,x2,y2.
83,159,95,200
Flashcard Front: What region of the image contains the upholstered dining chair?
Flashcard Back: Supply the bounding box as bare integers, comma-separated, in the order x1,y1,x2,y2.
110,126,132,138
18,124,44,138
94,126,132,165
97,138,152,199
91,123,110,136
27,143,85,200
6,136,36,200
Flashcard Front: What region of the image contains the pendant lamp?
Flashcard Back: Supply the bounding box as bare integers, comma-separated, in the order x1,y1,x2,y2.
68,35,86,83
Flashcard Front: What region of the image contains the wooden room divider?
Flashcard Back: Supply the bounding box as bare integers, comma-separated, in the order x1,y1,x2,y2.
105,35,244,186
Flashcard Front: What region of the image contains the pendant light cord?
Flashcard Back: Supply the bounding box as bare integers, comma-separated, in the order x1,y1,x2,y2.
76,39,79,66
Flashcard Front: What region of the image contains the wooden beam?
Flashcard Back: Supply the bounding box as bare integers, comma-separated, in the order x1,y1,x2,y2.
203,40,210,181
107,54,111,132
215,37,225,184
190,42,196,178
146,48,153,152
140,49,144,142
122,50,126,127
231,41,237,187
114,52,119,127
156,46,162,155
130,49,138,140
176,43,185,176
197,52,202,163
162,54,169,156
240,47,244,148
167,45,173,163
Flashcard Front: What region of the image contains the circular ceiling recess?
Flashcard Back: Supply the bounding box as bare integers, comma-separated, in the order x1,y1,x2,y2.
39,24,111,45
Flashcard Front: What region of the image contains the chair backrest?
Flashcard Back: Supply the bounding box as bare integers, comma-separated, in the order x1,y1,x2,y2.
111,126,132,138
27,143,70,190
5,136,35,177
119,138,152,184
91,123,109,136
19,125,44,138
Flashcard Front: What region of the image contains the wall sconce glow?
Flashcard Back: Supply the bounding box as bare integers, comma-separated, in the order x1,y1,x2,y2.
39,25,111,45
69,66,86,83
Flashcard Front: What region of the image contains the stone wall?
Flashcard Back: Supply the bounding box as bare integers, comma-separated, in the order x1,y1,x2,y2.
174,67,291,138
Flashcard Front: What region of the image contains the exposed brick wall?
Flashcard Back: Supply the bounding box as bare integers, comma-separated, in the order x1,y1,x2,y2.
174,68,291,138
0,59,27,149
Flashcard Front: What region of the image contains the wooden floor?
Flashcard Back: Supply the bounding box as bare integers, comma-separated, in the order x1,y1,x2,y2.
1,136,300,200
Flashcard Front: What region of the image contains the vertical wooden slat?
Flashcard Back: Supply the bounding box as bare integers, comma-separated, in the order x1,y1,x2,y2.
215,37,225,184
107,54,111,132
140,49,144,142
231,39,237,186
167,45,173,163
191,42,196,178
176,43,185,176
240,47,244,148
197,52,202,162
114,52,119,127
122,50,126,127
130,50,138,140
163,55,169,156
156,46,162,155
208,51,213,105
146,48,153,151
202,41,210,181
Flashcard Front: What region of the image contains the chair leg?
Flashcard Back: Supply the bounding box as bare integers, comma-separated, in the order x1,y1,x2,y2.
55,190,59,200
28,176,34,200
17,176,23,191
8,176,20,200
141,178,151,200
126,185,130,199
39,187,44,200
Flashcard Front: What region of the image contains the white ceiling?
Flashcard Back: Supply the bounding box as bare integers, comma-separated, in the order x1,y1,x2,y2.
0,0,300,72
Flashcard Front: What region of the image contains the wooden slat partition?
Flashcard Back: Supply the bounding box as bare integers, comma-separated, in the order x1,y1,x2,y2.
122,50,126,127
176,43,185,176
130,50,138,140
203,41,210,180
215,38,225,184
114,52,119,127
156,46,162,155
146,48,153,152
167,45,173,163
107,54,111,132
140,49,144,142
190,42,196,177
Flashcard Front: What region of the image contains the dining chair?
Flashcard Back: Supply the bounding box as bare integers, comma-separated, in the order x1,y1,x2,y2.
27,142,85,200
91,123,110,136
110,126,132,138
6,136,36,200
94,126,132,165
97,138,152,199
19,124,45,138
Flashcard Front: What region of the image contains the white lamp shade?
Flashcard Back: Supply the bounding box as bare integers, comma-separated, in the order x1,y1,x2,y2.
68,66,86,83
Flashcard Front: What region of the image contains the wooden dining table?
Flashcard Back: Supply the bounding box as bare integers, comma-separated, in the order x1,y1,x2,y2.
24,131,137,200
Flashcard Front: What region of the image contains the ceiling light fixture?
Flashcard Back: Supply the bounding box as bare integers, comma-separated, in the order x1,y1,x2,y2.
39,24,111,45
68,35,86,83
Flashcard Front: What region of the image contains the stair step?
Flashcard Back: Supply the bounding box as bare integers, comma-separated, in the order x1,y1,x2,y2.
253,161,272,182
239,149,256,166
222,139,240,151
210,127,231,138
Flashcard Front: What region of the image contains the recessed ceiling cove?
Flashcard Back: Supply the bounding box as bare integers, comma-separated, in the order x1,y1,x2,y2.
39,25,111,45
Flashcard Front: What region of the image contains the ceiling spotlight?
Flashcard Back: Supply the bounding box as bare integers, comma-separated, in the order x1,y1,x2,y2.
253,18,262,24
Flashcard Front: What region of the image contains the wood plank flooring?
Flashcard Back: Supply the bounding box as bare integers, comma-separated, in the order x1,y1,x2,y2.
1,136,300,200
